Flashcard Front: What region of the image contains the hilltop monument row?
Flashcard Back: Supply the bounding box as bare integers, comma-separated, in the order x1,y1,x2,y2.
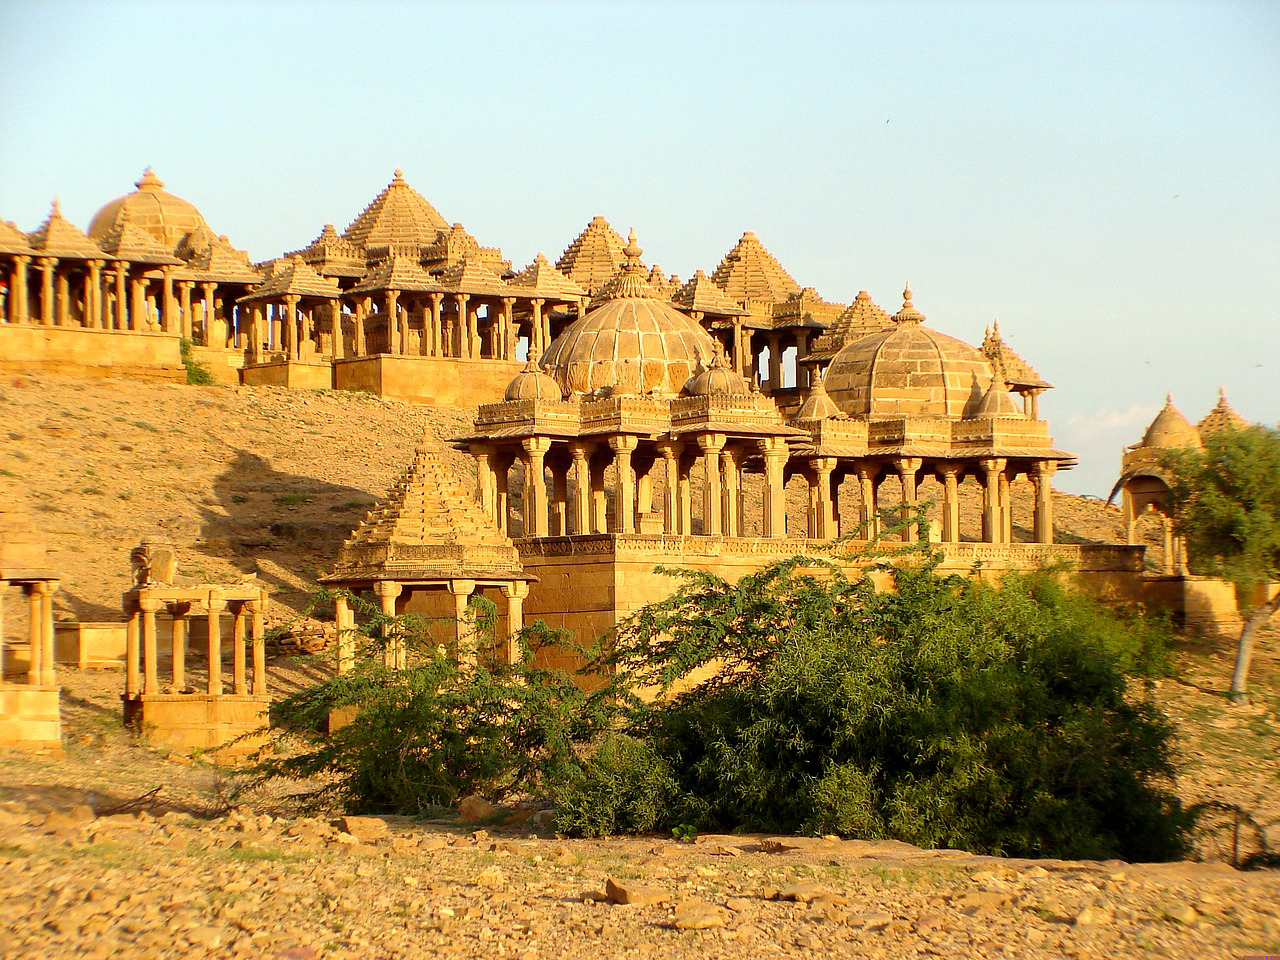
0,167,1247,749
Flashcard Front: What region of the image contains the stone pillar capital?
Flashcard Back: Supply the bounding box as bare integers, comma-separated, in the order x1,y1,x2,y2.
569,440,594,461
500,580,530,600
138,596,163,613
206,588,225,610
14,254,31,266
697,433,725,455
895,457,923,476
373,580,403,601
1034,460,1058,479
609,434,639,455
448,578,477,597
522,436,553,457
980,457,1007,477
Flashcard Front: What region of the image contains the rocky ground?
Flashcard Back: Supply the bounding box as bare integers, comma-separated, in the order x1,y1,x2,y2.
1,374,1278,958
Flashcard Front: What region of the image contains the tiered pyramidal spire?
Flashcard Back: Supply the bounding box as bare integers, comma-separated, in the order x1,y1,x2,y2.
555,215,626,296
709,230,801,304
342,168,450,248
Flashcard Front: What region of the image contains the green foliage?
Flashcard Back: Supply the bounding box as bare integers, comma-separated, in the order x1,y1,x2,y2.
179,338,216,386
1163,424,1280,591
258,592,613,815
561,548,1188,861
547,734,680,838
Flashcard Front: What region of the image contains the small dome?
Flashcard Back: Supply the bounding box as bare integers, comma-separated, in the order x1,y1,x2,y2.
823,285,994,419
1197,386,1248,437
542,230,718,396
682,345,750,397
791,371,844,423
504,358,563,401
972,378,1024,419
88,169,209,252
1141,395,1203,450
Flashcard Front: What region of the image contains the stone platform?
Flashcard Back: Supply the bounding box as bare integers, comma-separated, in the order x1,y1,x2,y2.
0,686,61,751
123,693,269,760
334,354,523,405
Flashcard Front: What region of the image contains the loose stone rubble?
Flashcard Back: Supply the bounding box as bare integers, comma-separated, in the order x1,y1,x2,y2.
0,801,1275,959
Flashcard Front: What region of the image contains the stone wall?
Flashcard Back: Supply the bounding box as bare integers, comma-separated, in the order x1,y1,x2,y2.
0,325,185,381
334,355,522,406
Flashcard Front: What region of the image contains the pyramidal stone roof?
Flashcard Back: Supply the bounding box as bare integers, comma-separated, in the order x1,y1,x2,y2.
509,252,587,299
27,200,105,260
1197,387,1249,436
177,226,263,283
438,256,509,296
673,269,747,316
241,255,341,301
94,208,181,264
348,254,442,295
556,215,626,296
809,290,893,360
710,230,801,304
981,321,1051,390
0,219,34,255
342,169,450,249
325,443,524,583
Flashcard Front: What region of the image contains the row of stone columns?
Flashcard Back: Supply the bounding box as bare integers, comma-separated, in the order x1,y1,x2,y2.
124,593,265,698
3,255,240,346
0,580,57,688
333,580,529,672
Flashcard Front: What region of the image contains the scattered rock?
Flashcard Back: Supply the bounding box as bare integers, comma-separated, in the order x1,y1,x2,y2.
334,815,390,842
605,877,669,907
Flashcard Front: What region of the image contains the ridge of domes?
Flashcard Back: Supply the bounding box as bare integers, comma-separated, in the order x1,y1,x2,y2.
87,169,210,252
1141,395,1203,450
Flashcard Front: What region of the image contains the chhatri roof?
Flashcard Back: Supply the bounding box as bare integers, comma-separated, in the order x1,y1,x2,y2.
673,269,747,317
808,290,892,361
0,219,35,256
791,370,845,424
438,256,510,297
342,169,449,249
541,230,718,397
1197,387,1248,436
94,208,182,265
87,169,209,253
176,226,263,284
823,285,995,420
28,200,106,260
555,215,626,296
981,321,1052,391
324,443,525,584
348,254,442,295
709,230,801,304
509,252,587,299
1140,395,1203,450
240,255,341,302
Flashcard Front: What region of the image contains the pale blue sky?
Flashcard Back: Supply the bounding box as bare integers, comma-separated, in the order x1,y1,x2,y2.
1,0,1276,496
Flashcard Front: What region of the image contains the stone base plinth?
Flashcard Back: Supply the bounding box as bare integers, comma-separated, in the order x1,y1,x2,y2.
124,693,270,761
0,324,185,381
55,621,128,669
333,354,522,406
0,686,62,751
241,359,334,390
517,535,1147,677
188,345,246,385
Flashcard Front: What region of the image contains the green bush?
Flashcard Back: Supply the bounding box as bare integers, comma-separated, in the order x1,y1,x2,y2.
259,597,612,815
547,734,680,837
180,338,216,386
570,551,1190,861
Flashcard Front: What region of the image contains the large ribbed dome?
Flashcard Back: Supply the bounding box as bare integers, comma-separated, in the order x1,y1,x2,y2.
541,230,717,396
88,170,209,252
823,285,994,419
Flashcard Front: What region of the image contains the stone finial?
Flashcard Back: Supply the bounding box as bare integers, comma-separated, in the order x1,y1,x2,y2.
49,197,60,216
624,228,642,260
136,168,165,191
892,282,926,324
393,168,405,182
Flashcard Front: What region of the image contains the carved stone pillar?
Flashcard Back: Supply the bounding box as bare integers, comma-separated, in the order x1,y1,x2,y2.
374,581,404,669
658,443,682,534
521,437,551,537
999,470,1013,544
179,281,193,339
334,592,355,675
766,333,783,391
761,438,788,538
500,581,529,665
857,465,879,539
125,607,140,697
232,602,247,695
551,460,569,535
249,599,266,695
611,436,639,533
721,448,741,536
896,457,922,543
39,258,54,325
472,445,495,520
86,260,103,329
113,262,127,331
1032,461,1057,544
139,597,161,695
937,465,962,543
449,579,476,664
698,434,725,535
9,256,30,324
206,590,225,695
170,602,189,691
571,442,592,535
810,457,836,539
980,458,1007,544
